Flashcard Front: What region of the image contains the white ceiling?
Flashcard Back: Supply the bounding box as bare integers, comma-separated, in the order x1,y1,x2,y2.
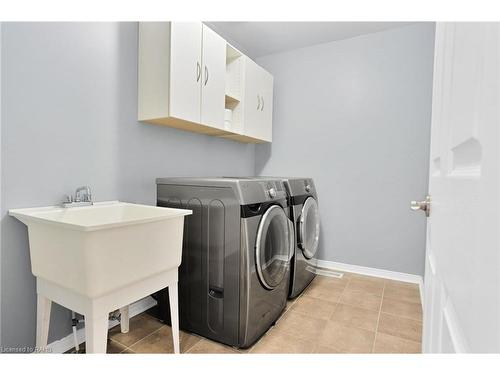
206,22,418,58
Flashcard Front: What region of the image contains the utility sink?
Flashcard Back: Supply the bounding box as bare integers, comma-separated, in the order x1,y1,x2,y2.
9,201,192,298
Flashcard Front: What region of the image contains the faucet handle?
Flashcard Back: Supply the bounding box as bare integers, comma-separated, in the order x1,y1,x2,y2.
63,194,73,204
75,186,92,203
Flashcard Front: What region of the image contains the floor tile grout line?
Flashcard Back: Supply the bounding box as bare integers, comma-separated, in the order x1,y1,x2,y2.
247,285,312,354
282,281,308,315
109,337,135,353
378,310,424,323
184,333,223,354
371,280,386,353
188,340,241,354
300,306,380,337
302,276,346,307
319,273,385,313
182,333,237,354
273,274,347,353
108,315,167,351
334,279,383,312
318,274,350,353
335,301,381,313
74,334,134,354
381,295,422,307
124,325,167,351
184,341,198,354
109,336,136,349
282,276,322,317
118,346,134,354
331,277,350,353
332,276,350,315
293,276,349,319
372,331,423,345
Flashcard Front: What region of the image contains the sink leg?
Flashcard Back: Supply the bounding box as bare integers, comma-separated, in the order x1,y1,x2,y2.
36,294,52,351
168,283,180,354
85,313,109,354
119,306,129,333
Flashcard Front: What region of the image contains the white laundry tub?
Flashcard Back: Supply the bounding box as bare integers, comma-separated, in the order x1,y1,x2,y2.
9,201,192,298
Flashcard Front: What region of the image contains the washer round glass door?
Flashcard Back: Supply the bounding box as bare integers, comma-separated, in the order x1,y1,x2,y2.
255,205,293,290
298,197,320,259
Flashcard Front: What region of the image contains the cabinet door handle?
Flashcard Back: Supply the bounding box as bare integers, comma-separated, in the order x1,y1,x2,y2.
261,96,264,111
196,62,201,82
204,66,209,86
257,95,261,110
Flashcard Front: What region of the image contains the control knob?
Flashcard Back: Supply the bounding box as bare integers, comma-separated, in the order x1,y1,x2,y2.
268,187,277,199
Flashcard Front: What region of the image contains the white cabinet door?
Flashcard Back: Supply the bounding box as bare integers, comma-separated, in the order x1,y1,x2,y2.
422,23,499,353
169,22,202,124
259,70,273,142
244,58,272,140
200,25,226,130
244,57,273,141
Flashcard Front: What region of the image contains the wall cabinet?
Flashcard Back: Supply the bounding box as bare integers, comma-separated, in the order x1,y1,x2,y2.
243,57,273,142
138,22,273,143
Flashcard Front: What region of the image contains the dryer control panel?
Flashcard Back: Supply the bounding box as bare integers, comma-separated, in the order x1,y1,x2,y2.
261,180,285,201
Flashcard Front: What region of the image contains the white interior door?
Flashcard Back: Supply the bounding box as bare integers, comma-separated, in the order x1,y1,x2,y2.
422,22,499,353
169,22,202,124
200,24,226,130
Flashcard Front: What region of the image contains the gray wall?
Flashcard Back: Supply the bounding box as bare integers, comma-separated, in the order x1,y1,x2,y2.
255,23,435,276
0,23,255,349
0,21,3,347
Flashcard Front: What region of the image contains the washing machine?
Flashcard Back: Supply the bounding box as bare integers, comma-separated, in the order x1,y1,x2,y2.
258,177,320,298
155,177,293,348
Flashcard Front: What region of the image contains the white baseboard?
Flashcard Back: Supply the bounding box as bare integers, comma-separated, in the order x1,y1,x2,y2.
47,296,157,354
315,259,424,306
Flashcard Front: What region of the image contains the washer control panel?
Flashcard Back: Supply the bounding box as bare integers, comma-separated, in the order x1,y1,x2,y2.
267,187,277,198
260,180,285,201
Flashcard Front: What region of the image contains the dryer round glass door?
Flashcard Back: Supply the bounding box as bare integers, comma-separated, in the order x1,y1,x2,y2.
255,205,293,290
298,197,320,259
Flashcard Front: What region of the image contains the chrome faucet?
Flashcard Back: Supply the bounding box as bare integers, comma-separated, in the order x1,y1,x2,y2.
62,186,93,208
75,186,92,203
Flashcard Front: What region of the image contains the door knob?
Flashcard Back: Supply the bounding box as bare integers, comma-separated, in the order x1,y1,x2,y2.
410,195,431,217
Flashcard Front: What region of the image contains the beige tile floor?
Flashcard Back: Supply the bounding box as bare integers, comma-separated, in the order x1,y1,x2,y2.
67,272,422,354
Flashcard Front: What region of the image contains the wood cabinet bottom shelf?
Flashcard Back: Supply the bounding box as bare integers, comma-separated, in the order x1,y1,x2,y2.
140,117,270,143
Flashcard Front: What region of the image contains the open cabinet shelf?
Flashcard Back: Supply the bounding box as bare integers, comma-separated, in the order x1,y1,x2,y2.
223,43,245,136
225,93,240,104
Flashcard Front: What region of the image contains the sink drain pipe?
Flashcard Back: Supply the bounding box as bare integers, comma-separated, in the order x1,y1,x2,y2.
70,309,122,353
71,311,84,353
